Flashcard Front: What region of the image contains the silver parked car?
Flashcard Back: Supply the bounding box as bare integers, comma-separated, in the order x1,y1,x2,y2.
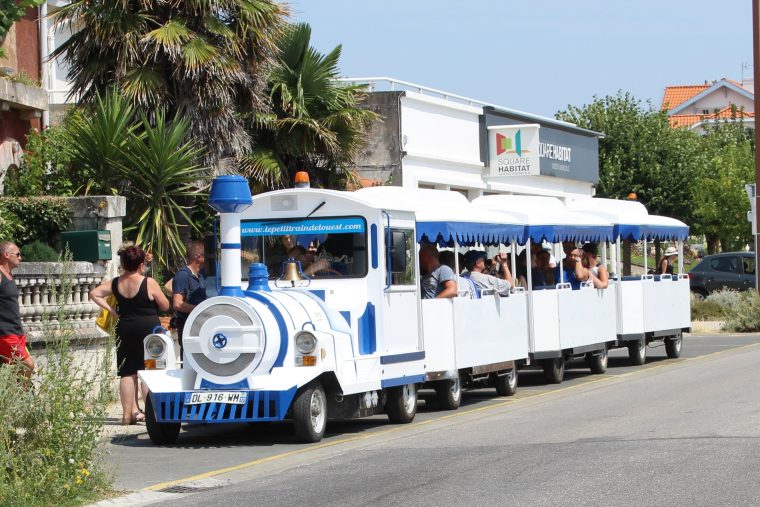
688,252,756,298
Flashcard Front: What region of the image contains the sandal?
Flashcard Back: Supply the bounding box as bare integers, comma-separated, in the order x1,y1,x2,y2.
133,411,145,423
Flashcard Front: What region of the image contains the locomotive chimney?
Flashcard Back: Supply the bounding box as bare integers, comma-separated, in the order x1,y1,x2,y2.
208,175,253,297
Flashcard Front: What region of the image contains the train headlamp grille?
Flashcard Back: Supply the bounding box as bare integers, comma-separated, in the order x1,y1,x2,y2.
146,336,165,358
295,331,317,354
190,304,253,336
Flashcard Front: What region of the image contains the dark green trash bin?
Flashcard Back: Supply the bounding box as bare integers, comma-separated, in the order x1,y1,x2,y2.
61,230,112,261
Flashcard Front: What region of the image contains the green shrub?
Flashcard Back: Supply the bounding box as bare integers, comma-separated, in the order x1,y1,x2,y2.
19,240,59,262
0,197,72,246
691,298,727,321
723,291,760,332
4,125,78,197
0,262,116,505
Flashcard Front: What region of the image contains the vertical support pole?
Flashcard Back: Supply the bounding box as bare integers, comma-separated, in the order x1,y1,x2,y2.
643,239,648,274
510,242,517,284
525,239,535,356
754,0,760,293
677,240,683,274
454,239,460,275
39,4,49,127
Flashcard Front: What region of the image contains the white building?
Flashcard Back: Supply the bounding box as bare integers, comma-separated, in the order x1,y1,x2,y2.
345,78,603,202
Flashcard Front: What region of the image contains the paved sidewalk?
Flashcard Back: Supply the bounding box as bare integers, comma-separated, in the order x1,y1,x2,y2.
103,402,148,439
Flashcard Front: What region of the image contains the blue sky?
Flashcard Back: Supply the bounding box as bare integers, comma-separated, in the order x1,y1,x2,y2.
291,0,753,118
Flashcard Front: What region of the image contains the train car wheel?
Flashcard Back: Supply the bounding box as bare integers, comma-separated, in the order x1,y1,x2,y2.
542,357,564,384
293,381,327,443
145,394,181,445
435,374,462,410
386,383,418,424
493,368,518,396
627,338,647,366
587,346,608,374
665,332,683,359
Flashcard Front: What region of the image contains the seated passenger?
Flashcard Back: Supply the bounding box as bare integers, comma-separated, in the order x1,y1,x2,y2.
439,250,477,297
419,245,457,299
516,250,547,288
573,243,609,289
655,246,677,275
463,250,513,296
537,247,556,285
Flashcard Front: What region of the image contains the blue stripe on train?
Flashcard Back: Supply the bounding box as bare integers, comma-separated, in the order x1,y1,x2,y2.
150,387,297,423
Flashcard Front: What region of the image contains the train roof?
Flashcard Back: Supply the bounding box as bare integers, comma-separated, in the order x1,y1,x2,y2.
566,198,689,241
355,187,526,245
471,195,615,244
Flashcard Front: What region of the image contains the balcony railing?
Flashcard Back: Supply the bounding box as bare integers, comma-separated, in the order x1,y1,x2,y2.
14,262,107,342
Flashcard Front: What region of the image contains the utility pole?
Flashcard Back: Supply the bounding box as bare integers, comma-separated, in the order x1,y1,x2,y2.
755,0,760,293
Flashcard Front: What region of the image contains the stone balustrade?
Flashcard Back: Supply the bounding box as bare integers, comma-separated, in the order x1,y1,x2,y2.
14,262,107,343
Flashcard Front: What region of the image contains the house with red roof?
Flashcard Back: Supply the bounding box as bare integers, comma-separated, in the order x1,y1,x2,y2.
661,78,754,132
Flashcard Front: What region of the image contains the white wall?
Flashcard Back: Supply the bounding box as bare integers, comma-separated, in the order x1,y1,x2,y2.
687,87,754,115
398,91,594,199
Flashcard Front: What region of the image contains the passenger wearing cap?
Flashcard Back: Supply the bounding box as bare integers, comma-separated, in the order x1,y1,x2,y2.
655,246,678,275
573,242,609,289
463,250,513,296
419,244,457,299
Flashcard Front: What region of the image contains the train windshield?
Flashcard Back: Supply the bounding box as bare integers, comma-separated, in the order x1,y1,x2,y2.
240,216,369,279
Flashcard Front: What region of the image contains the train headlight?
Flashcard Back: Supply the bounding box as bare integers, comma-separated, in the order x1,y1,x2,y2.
146,336,166,358
295,331,317,354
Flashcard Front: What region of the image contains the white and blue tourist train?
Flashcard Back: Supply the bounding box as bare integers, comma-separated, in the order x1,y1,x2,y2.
139,174,690,445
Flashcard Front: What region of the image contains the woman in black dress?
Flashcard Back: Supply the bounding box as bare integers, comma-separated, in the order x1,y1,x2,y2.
91,246,169,425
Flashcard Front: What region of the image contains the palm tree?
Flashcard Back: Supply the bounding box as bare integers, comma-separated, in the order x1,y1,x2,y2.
240,23,379,191
51,0,288,167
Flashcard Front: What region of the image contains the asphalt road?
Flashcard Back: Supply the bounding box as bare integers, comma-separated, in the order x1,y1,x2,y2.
104,333,760,506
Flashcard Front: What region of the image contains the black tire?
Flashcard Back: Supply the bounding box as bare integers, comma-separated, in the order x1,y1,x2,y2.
627,338,647,366
542,357,564,384
665,332,683,359
586,346,608,374
692,288,708,301
145,394,181,445
435,374,462,410
493,367,518,396
292,381,327,443
385,383,418,424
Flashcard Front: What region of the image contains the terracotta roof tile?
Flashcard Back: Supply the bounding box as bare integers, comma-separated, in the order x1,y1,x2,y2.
661,85,709,111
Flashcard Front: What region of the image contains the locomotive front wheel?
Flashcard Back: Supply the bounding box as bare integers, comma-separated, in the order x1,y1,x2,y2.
542,357,564,384
293,381,327,443
386,383,418,424
435,374,462,410
145,394,181,445
587,346,608,374
493,368,518,396
665,332,683,359
627,338,647,366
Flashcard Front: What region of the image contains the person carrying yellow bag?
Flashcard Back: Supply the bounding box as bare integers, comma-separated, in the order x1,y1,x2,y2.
95,294,118,331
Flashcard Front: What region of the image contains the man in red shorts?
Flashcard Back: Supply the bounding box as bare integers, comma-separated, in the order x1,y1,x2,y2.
0,241,34,376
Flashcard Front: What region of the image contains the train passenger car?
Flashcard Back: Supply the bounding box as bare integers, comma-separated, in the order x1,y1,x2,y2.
567,198,690,363
140,175,428,444
357,187,530,409
472,195,617,383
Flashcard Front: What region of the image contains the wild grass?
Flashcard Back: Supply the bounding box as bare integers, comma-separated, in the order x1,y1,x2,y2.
0,261,116,506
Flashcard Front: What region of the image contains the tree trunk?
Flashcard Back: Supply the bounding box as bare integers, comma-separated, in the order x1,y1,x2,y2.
706,234,720,254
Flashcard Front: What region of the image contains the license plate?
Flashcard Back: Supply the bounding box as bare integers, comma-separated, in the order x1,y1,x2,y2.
184,391,247,405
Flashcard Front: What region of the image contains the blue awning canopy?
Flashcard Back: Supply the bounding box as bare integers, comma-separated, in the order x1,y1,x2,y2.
567,198,689,241
416,220,525,246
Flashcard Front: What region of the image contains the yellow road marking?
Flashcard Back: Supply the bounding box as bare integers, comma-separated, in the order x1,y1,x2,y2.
144,340,760,492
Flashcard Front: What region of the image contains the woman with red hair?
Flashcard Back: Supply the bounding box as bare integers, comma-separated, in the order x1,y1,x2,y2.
91,246,170,425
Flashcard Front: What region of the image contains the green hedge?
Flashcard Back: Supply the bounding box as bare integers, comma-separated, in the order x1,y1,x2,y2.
0,197,72,246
